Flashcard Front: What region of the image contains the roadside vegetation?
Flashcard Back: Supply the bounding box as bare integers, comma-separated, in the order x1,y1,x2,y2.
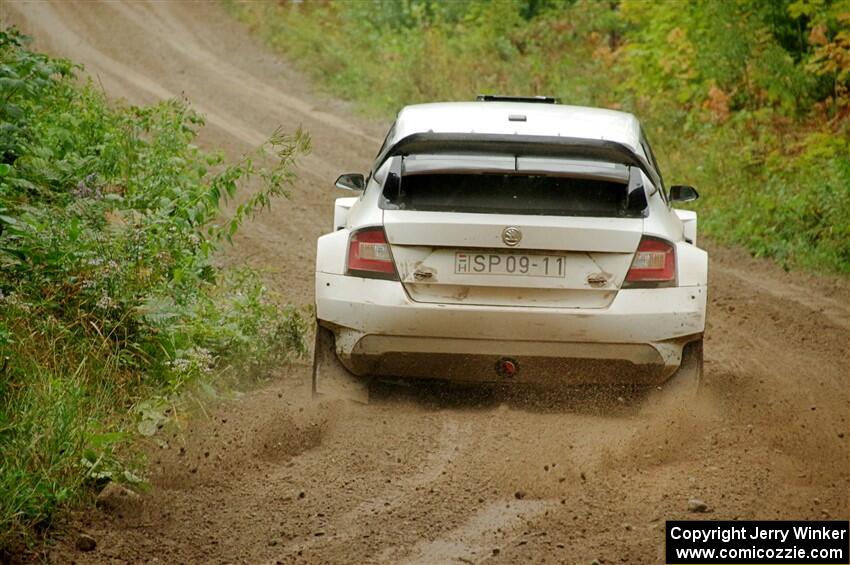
0,28,309,552
229,0,850,274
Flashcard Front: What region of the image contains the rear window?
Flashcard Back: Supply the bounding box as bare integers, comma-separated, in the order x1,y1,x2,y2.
383,173,639,217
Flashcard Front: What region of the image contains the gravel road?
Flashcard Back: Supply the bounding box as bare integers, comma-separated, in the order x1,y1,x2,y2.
5,2,849,563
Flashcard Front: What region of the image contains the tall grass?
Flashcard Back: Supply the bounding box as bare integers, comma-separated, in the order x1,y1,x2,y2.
228,0,850,273
0,28,308,552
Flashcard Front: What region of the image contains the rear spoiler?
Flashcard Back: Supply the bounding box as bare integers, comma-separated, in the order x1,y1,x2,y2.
371,132,663,190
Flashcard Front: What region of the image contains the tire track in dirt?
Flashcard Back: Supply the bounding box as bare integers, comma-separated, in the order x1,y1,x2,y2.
110,1,381,146
277,416,471,558
4,2,848,564
400,499,556,564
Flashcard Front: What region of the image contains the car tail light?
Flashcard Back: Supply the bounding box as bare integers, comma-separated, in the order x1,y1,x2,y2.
346,227,398,280
623,236,676,287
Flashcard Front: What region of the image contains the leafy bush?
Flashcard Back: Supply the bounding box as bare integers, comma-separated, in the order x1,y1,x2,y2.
0,27,309,551
228,0,850,273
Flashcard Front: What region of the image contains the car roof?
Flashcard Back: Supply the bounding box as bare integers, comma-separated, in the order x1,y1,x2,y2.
391,102,643,152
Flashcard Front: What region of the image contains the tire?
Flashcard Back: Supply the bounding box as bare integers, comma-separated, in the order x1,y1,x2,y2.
312,324,369,403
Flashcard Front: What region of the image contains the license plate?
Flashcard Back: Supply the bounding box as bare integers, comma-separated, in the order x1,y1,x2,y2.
454,251,566,278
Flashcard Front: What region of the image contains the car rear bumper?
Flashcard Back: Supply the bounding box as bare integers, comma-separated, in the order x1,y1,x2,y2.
315,272,706,384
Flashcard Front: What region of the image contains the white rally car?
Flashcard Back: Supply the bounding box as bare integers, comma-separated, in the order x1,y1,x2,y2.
313,96,706,398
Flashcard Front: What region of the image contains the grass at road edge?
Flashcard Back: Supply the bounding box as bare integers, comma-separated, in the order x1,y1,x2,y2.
0,28,309,554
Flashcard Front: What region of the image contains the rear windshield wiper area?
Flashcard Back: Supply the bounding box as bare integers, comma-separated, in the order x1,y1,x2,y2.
381,171,648,218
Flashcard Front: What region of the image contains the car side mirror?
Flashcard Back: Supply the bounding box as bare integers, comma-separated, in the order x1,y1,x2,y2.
670,185,699,202
335,173,365,192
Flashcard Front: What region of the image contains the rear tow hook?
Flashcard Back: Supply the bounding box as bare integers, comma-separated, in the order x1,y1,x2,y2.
495,358,519,378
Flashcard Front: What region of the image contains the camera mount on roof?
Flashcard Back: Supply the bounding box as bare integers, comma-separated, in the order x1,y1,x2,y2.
475,95,560,104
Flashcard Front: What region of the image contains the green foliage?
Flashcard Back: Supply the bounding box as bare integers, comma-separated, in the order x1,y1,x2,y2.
618,0,850,271
228,0,850,274
0,27,309,551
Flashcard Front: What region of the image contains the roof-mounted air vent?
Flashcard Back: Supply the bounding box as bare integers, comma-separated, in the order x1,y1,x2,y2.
476,95,560,104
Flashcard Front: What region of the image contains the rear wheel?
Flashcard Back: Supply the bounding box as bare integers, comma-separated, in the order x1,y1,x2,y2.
645,339,703,410
312,324,369,403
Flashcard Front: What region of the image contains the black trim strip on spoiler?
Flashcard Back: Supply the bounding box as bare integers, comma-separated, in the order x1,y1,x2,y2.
371,132,663,190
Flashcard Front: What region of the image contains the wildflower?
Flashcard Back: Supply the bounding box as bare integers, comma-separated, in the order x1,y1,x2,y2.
190,347,215,373
171,358,190,372
96,292,115,310
71,174,102,199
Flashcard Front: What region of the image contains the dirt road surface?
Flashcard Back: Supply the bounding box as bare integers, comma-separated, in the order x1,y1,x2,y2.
5,2,849,563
